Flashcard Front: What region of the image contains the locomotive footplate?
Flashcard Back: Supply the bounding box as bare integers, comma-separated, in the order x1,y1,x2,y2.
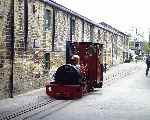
46,83,83,99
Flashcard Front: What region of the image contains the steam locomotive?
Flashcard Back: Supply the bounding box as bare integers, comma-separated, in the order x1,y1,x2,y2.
46,41,103,99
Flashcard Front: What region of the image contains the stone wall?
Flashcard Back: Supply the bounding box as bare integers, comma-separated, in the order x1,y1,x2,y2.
93,26,99,43
74,17,82,42
117,35,124,64
98,28,104,44
28,0,45,49
12,0,54,96
112,34,118,65
107,32,112,65
55,9,69,51
84,22,91,42
0,0,12,99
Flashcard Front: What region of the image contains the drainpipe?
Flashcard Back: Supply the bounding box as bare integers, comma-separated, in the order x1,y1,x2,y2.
9,0,14,98
82,19,84,42
52,7,55,51
104,31,107,73
112,34,114,65
24,0,28,51
70,16,72,41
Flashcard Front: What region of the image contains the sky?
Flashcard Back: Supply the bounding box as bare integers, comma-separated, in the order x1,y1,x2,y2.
54,0,150,41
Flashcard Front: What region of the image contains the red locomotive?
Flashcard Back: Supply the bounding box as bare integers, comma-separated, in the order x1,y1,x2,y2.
46,41,103,99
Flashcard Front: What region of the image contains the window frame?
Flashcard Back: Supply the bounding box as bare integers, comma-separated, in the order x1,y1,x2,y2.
44,9,52,31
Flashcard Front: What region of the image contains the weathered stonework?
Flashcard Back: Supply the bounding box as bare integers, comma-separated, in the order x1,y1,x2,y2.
0,17,4,49
117,35,124,64
98,28,104,44
55,10,69,51
84,22,91,42
74,17,82,42
0,0,12,99
28,1,43,49
93,26,99,43
0,65,11,99
114,35,119,64
12,0,53,96
50,52,65,71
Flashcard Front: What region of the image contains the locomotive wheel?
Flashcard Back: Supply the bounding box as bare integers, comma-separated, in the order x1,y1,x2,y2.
98,82,103,88
94,82,103,88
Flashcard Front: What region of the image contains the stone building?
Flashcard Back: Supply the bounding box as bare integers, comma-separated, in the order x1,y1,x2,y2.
0,0,129,100
100,22,129,65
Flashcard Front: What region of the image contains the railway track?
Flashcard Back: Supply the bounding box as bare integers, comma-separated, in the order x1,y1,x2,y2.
0,96,74,120
0,97,56,120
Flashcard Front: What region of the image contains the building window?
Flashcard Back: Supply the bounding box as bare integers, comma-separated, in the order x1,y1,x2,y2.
90,25,94,42
70,17,75,35
98,30,100,41
135,42,139,47
82,20,84,41
44,53,50,69
32,4,36,14
44,9,52,31
0,17,3,48
33,39,40,48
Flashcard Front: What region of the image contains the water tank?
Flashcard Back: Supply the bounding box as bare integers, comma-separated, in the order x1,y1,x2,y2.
55,64,81,84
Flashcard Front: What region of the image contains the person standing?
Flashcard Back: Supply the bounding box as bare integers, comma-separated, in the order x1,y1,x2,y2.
146,55,150,76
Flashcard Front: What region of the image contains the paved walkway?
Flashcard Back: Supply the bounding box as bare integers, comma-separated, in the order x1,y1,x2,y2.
0,62,141,119
103,62,141,87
